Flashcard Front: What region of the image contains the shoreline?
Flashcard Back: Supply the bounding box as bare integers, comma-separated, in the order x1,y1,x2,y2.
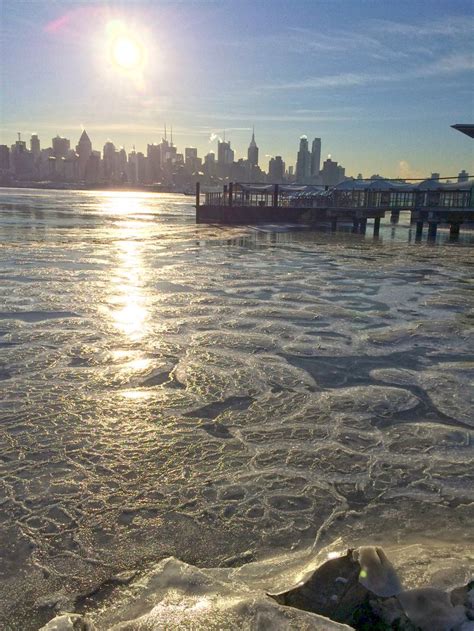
0,182,187,194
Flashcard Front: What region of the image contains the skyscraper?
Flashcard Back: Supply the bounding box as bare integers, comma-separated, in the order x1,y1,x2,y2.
247,128,259,167
217,140,234,165
104,141,118,181
0,145,10,170
268,156,285,182
295,136,311,182
320,157,345,186
310,137,321,177
76,130,92,180
52,135,70,158
30,134,40,158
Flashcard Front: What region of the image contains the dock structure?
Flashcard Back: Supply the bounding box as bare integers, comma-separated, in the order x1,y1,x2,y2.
196,179,474,239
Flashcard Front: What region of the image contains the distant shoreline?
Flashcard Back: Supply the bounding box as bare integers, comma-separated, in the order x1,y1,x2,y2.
0,182,189,194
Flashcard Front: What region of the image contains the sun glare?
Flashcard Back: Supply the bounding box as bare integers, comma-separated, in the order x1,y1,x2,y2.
111,35,142,70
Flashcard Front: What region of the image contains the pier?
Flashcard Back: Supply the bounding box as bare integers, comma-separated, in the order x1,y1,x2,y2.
195,179,474,239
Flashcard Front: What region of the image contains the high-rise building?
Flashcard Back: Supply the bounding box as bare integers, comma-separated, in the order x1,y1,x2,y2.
247,128,259,167
147,143,161,182
185,147,197,164
0,145,11,170
116,148,127,181
85,150,100,183
30,134,40,158
295,136,311,182
320,157,345,186
458,169,469,182
268,156,285,182
185,147,199,173
104,141,118,181
217,140,234,165
10,137,33,177
52,135,70,158
76,130,92,180
310,137,321,177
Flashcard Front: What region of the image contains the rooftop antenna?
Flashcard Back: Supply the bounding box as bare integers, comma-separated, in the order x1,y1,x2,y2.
164,123,167,142
170,124,173,145
17,132,21,142
223,130,226,142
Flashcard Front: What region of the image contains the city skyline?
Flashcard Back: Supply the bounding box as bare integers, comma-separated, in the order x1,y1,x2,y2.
1,0,473,178
1,126,471,190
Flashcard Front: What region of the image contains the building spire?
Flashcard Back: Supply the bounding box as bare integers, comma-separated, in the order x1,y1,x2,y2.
170,124,173,145
249,126,257,148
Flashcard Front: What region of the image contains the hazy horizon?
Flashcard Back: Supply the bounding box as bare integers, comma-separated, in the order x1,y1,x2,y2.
1,0,473,177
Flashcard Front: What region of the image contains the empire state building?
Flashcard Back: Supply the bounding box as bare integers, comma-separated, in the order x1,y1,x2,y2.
247,128,259,167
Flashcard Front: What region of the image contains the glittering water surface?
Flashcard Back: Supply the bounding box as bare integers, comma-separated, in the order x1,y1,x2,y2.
0,189,473,628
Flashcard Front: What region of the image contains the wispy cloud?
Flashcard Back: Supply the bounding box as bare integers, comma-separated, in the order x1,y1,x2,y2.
260,52,474,91
368,15,474,38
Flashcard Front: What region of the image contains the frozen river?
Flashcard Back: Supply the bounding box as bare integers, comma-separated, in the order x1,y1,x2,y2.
0,189,472,628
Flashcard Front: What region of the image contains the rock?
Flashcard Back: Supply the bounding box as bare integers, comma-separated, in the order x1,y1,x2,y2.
353,546,402,597
110,570,139,585
397,587,468,631
39,613,96,631
451,581,474,615
269,549,368,624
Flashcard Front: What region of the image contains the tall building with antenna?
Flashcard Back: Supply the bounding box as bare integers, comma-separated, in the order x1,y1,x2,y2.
247,127,259,167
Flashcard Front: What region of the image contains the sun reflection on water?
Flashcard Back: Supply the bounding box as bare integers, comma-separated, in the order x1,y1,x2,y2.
105,204,151,343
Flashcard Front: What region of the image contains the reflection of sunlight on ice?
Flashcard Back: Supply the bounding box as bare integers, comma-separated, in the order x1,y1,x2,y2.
124,357,153,372
104,200,150,343
99,193,149,216
121,390,152,400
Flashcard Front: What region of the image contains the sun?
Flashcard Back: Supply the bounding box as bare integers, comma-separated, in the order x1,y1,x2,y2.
111,34,143,70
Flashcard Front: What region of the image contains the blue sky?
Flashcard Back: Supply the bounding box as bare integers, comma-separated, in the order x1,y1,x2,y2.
1,0,473,177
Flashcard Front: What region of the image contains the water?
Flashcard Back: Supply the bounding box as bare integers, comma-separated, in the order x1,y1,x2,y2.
0,188,473,629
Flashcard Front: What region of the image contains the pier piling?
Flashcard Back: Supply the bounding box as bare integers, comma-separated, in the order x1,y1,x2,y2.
427,221,438,241
449,222,461,239
195,181,200,209
373,217,381,237
415,221,423,241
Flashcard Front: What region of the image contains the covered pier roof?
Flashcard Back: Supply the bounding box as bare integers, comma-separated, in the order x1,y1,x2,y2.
451,124,474,139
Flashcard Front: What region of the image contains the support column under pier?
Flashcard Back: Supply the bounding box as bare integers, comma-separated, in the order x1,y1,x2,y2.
427,221,438,241
359,217,367,234
331,218,338,232
352,217,359,233
373,217,381,237
415,221,423,242
390,210,400,224
449,222,461,239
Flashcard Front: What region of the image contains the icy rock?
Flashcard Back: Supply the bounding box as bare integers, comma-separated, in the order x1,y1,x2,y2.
353,546,402,597
451,581,474,615
398,587,468,631
269,549,367,624
39,613,96,631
